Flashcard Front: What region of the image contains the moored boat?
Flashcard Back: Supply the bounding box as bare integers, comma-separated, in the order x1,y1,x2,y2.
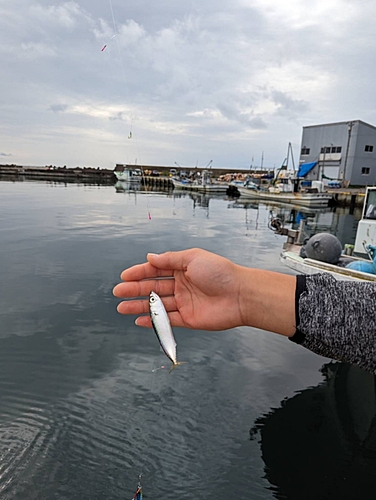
238,142,333,207
271,187,376,282
114,167,143,182
171,170,228,193
237,177,333,207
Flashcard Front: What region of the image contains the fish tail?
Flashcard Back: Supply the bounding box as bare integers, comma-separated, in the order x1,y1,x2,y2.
169,361,187,374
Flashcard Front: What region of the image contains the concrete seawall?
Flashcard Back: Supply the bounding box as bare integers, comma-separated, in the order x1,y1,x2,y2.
328,189,366,208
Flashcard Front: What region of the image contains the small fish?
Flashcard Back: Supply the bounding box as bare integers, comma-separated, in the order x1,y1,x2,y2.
149,291,186,373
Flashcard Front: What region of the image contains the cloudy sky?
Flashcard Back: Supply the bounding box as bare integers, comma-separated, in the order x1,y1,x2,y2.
1,0,376,170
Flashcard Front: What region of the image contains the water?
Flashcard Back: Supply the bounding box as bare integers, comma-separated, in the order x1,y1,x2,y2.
0,179,375,499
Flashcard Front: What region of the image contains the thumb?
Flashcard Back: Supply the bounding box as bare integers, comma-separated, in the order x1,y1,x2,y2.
147,249,199,271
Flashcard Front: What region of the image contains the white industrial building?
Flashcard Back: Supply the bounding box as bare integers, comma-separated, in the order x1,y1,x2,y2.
298,120,376,186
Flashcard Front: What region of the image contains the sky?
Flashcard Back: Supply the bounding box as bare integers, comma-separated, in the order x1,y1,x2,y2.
1,0,376,170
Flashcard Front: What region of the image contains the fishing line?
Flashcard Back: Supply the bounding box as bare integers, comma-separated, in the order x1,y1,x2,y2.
106,0,153,221
131,354,168,498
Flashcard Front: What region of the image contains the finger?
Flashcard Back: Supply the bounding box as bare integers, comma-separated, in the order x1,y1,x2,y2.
135,315,153,328
135,310,185,328
147,249,200,271
117,295,177,315
113,278,175,299
120,262,174,281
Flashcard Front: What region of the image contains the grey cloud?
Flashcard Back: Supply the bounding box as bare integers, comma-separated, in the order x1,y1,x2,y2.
0,152,12,157
49,104,69,113
109,112,128,121
271,90,309,118
0,1,375,170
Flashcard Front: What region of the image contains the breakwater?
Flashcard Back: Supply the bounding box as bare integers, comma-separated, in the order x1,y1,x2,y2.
0,165,116,183
0,164,174,189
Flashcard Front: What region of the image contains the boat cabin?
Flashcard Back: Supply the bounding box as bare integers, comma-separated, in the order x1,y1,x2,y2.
354,187,376,254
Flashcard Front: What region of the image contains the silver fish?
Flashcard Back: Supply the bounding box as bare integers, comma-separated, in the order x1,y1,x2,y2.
149,291,185,373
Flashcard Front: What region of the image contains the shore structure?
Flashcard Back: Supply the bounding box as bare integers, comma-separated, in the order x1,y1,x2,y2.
0,163,369,207
0,164,117,183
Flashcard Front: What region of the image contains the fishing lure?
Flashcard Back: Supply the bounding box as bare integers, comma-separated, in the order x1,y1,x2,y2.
149,291,186,373
132,474,142,500
101,34,116,52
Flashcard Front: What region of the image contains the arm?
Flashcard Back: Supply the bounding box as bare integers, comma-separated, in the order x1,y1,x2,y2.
291,273,376,374
113,248,376,374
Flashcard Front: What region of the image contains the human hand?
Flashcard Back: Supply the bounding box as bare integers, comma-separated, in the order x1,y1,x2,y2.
113,248,247,330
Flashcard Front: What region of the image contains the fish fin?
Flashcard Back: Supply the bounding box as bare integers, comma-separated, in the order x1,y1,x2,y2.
169,361,187,374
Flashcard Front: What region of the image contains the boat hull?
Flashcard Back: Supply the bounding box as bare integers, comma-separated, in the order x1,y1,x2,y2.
237,187,332,207
172,179,228,193
281,249,376,282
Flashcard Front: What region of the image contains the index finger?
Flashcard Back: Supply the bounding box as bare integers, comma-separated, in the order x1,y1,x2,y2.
120,262,174,281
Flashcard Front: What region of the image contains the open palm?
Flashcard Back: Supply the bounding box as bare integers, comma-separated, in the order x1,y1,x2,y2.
113,249,245,330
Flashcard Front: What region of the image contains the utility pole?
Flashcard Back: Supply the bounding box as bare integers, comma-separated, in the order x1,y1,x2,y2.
343,121,354,186
321,147,326,180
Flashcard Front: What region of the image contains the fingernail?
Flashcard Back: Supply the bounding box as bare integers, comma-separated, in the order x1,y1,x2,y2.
147,253,158,257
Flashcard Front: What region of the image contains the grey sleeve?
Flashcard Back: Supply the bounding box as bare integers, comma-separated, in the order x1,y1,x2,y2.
289,273,376,374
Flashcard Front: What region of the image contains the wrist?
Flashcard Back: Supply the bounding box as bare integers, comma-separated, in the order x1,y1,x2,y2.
237,267,296,336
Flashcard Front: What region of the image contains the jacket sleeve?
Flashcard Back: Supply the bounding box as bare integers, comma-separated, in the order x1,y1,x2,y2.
289,273,376,374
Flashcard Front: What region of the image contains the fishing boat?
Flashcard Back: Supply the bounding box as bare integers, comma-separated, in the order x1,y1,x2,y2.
271,187,376,282
237,143,333,208
237,183,333,207
114,167,143,182
172,170,228,193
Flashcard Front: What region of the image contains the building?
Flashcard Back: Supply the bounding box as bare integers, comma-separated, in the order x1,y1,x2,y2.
298,120,376,186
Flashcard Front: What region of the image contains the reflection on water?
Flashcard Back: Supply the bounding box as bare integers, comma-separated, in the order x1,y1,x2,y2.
250,363,376,500
0,179,374,499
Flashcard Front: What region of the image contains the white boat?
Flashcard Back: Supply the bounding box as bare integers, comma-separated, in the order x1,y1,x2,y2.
272,187,376,282
114,167,143,182
172,170,228,193
237,185,333,207
238,143,333,207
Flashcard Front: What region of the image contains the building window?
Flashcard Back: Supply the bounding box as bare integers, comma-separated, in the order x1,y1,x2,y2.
362,167,370,175
301,147,310,155
365,145,374,152
320,147,331,154
330,146,342,153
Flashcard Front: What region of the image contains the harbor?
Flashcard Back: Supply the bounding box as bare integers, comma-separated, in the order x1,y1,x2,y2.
0,163,369,208
1,176,375,499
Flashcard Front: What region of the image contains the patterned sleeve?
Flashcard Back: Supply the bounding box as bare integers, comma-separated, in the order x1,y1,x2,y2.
289,273,376,374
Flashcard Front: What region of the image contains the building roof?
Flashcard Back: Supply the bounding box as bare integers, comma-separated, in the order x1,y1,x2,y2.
303,120,376,131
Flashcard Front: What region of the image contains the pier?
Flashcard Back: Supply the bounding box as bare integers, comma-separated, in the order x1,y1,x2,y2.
327,188,366,208
140,175,173,189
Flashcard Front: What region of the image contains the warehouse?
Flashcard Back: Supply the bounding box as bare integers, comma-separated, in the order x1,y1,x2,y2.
298,120,376,186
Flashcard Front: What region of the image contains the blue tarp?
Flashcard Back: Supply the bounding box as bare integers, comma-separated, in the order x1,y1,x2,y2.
297,161,317,177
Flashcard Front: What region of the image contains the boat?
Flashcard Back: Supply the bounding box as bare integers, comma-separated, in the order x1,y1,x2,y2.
237,183,333,207
237,143,333,207
271,187,376,282
171,170,228,194
114,167,143,182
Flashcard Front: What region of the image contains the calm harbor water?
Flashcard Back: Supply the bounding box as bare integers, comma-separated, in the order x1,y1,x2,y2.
1,178,375,500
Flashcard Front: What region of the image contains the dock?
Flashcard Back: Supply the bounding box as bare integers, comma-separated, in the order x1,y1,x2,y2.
327,188,366,208
140,176,173,189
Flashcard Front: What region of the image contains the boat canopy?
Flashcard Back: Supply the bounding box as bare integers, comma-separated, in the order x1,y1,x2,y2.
297,161,317,178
